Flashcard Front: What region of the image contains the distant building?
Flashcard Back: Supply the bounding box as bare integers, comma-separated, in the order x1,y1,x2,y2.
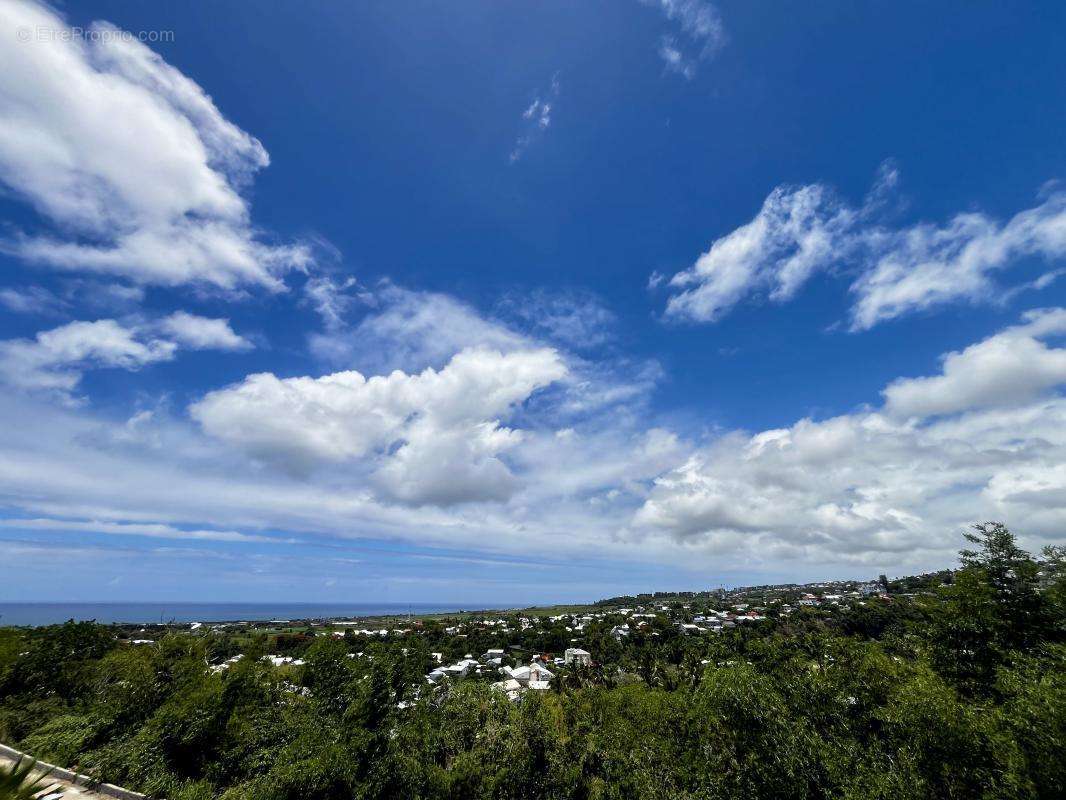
564,647,591,666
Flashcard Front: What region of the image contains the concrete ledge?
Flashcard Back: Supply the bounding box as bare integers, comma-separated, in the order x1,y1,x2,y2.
0,742,150,799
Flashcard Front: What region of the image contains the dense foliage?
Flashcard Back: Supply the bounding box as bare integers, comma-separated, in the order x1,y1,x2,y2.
1,523,1065,800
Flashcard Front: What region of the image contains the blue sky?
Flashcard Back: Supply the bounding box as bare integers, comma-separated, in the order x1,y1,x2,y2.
2,0,1066,604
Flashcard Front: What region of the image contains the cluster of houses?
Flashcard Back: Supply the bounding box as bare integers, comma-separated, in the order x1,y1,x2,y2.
330,625,411,638
422,646,592,700
209,653,309,674
606,606,767,639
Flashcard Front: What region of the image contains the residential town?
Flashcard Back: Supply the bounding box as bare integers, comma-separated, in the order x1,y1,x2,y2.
112,577,897,702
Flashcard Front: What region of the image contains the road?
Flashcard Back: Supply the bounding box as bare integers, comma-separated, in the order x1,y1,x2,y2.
0,749,145,799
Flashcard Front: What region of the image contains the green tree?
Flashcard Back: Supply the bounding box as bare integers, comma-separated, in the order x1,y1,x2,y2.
930,523,1055,693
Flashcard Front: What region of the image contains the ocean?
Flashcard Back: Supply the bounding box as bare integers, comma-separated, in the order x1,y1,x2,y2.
0,602,490,627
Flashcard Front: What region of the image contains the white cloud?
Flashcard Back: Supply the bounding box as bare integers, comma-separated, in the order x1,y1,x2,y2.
0,388,673,569
510,74,560,163
190,347,567,504
0,0,310,289
643,0,726,78
883,308,1066,418
851,192,1066,329
633,310,1066,569
0,314,251,400
664,183,855,322
159,311,251,351
659,167,1066,329
308,283,659,427
0,319,176,396
3,311,1066,577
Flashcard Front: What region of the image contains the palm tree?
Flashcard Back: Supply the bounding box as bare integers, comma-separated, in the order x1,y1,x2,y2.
0,757,63,799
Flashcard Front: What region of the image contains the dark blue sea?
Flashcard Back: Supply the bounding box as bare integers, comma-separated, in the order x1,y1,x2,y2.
0,602,486,627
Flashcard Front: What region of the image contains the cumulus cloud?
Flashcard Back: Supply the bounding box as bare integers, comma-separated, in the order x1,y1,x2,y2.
883,308,1066,418
510,74,560,163
0,319,176,396
190,347,567,504
0,384,682,573
3,310,1066,577
0,0,310,289
308,283,660,427
643,0,726,78
159,311,251,351
632,403,1066,568
633,309,1066,568
0,314,250,400
659,165,1066,329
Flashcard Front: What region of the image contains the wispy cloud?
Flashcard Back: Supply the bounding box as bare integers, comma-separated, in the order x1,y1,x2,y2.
0,517,295,544
509,74,560,163
0,285,68,316
643,0,727,78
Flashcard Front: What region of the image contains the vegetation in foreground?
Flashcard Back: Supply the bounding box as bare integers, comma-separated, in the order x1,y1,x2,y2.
1,523,1065,800
0,757,62,800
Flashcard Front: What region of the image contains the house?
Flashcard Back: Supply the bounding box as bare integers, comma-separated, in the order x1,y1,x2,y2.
426,668,447,684
263,655,305,667
491,677,523,700
209,654,243,674
505,663,554,686
564,647,591,666
443,659,478,677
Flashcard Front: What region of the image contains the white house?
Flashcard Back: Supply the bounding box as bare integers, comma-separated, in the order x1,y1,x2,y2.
564,647,592,666
505,663,554,686
491,677,523,700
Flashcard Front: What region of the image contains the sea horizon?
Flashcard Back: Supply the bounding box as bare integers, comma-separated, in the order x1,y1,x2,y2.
0,601,512,627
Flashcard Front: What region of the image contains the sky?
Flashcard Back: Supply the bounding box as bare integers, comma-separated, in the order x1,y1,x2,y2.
2,0,1066,604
